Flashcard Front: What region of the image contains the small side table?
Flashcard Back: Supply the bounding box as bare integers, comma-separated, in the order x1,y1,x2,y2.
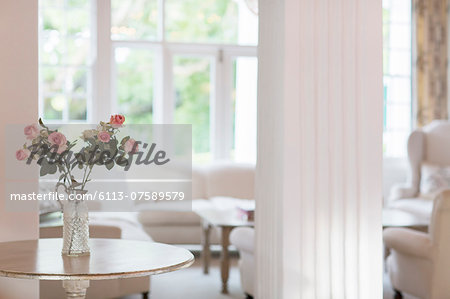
0,238,194,299
195,208,254,294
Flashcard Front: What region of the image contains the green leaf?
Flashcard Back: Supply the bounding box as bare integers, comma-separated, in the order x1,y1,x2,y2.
40,166,48,176
38,118,48,130
71,182,82,188
105,160,114,170
116,156,129,167
121,136,130,145
48,163,57,175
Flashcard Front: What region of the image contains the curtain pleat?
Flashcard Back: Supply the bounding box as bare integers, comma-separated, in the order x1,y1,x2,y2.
413,0,448,127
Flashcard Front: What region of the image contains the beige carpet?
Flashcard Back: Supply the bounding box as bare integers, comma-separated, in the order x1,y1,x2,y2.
122,254,245,299
121,253,416,299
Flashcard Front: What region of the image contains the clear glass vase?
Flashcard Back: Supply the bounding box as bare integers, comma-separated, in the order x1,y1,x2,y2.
61,189,90,256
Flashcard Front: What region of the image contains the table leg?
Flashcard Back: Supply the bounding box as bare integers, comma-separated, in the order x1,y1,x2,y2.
201,221,212,274
63,280,90,299
220,226,232,294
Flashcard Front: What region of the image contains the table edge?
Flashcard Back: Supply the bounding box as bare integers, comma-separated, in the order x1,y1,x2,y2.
0,255,195,281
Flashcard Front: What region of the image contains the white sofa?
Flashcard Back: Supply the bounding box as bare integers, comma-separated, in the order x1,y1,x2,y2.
388,121,450,222
384,189,450,299
138,163,255,244
230,227,255,298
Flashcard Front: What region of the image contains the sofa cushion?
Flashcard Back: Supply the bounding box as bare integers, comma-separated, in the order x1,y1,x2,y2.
208,196,255,210
206,163,255,199
89,212,152,241
420,162,450,198
138,210,201,226
138,197,255,226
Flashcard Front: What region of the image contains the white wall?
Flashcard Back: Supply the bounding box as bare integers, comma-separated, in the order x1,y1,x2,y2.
256,0,383,298
0,0,39,297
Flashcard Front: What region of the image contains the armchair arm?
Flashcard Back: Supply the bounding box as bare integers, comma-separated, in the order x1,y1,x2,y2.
389,183,419,201
383,227,432,259
230,227,254,254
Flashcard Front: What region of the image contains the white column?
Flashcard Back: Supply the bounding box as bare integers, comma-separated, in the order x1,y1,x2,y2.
255,0,383,298
0,0,39,298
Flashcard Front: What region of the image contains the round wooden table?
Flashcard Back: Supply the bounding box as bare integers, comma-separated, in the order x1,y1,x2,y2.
0,238,194,299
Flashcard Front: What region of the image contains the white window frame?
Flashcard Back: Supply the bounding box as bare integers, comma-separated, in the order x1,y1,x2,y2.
94,0,258,161
38,0,96,124
38,0,258,161
382,0,412,158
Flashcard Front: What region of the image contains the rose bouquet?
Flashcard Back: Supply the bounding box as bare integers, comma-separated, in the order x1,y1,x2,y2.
16,114,138,192
16,114,138,256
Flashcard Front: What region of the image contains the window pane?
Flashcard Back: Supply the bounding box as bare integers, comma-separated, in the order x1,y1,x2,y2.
65,38,90,65
388,24,410,50
384,77,410,105
40,36,64,65
69,97,87,120
166,0,258,45
44,95,65,120
111,0,158,40
66,9,90,37
387,50,411,76
383,0,411,157
40,0,88,8
115,48,154,124
42,67,65,93
67,68,88,94
173,56,211,163
67,0,89,9
232,57,257,163
40,0,64,7
41,8,64,33
385,103,411,131
383,130,409,157
39,0,91,122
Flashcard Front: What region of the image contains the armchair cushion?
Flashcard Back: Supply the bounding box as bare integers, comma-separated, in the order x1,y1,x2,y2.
389,184,418,201
388,198,433,222
230,227,254,254
420,162,450,198
384,227,432,259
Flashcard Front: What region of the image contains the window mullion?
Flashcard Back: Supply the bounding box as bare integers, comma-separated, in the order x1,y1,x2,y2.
222,53,233,160
95,0,112,122
211,49,231,160
162,46,173,123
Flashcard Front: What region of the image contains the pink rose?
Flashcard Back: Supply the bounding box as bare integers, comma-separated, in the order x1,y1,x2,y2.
48,132,67,154
97,131,111,143
49,144,68,154
110,114,125,128
16,149,30,161
56,144,67,154
124,138,139,154
48,132,67,146
24,123,40,140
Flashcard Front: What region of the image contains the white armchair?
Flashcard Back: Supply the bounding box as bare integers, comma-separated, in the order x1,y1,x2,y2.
384,189,450,299
230,227,255,298
388,120,450,221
